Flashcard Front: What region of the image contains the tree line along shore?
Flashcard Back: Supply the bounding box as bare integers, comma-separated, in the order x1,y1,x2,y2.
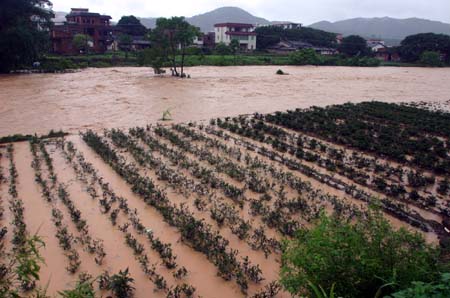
2,1,450,74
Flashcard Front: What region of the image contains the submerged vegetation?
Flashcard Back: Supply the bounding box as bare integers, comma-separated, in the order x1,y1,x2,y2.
0,234,46,297
265,102,450,175
0,102,448,297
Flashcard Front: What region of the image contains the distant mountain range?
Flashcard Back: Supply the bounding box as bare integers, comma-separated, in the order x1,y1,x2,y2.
309,17,450,45
139,7,270,32
53,7,450,45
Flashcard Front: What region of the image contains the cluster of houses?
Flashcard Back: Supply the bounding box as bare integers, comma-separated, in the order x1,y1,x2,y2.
366,39,401,62
51,8,400,62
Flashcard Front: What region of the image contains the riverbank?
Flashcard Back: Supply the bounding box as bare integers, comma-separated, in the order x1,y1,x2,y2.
22,52,435,73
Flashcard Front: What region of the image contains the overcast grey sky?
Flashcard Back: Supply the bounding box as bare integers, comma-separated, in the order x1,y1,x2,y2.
51,0,450,24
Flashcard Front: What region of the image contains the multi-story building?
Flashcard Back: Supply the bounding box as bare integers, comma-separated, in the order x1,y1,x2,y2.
214,23,257,51
51,8,113,55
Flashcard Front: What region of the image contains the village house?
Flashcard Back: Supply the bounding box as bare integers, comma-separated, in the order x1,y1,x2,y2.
193,35,204,47
51,8,113,55
214,23,257,51
367,39,387,52
365,39,401,62
108,35,151,52
267,40,338,55
374,47,401,62
188,33,214,49
130,37,151,51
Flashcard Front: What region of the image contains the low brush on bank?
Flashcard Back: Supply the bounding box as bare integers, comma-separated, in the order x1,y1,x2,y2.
0,130,68,144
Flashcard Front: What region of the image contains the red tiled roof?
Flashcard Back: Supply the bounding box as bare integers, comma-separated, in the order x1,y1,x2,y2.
214,23,254,28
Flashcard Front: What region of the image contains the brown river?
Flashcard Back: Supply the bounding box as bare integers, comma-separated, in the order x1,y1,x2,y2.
1,65,450,136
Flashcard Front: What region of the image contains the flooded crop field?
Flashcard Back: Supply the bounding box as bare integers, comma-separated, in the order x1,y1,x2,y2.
1,66,450,136
0,67,450,298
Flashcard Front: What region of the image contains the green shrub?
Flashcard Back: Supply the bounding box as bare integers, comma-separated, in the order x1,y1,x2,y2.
289,49,323,65
388,273,450,298
276,69,285,75
184,47,202,56
59,281,96,298
90,61,112,68
322,56,340,66
109,269,135,298
0,130,67,144
214,42,231,55
419,51,443,67
280,210,441,298
41,58,78,72
206,55,233,66
77,62,89,69
359,57,381,67
0,235,45,297
335,56,380,67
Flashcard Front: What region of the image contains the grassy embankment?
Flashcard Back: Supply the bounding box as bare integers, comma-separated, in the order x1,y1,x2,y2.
32,51,439,72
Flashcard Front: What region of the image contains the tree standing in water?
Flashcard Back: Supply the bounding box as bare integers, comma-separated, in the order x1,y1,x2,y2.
150,17,199,77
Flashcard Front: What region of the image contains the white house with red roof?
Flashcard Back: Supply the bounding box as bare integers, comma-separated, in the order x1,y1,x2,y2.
214,23,257,51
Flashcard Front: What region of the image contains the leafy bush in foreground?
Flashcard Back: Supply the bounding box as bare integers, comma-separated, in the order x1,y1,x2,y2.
280,210,442,298
388,273,450,298
1,235,45,297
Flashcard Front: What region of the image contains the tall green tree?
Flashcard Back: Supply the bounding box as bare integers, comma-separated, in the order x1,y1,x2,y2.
118,34,133,59
151,17,199,77
177,21,200,77
229,39,240,65
280,210,441,298
116,15,147,36
0,0,54,72
338,35,370,57
400,33,450,63
72,34,93,54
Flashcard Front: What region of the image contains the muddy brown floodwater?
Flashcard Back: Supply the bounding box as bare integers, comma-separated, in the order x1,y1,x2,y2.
1,66,450,136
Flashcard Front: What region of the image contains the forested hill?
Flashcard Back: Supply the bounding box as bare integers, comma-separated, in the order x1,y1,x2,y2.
187,7,270,32
309,17,450,45
139,7,271,32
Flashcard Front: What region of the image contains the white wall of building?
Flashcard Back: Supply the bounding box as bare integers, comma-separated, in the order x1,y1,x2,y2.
214,24,256,51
